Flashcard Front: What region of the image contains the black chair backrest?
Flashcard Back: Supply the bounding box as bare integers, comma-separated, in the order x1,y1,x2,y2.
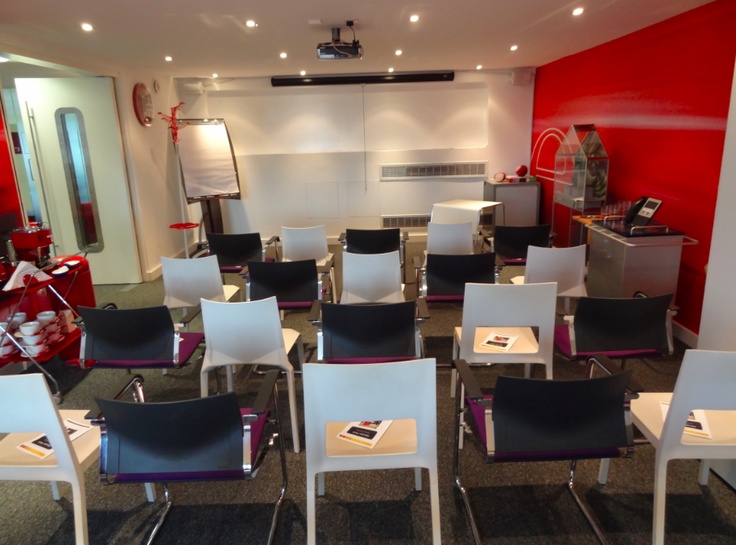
207,232,263,267
79,305,174,362
574,294,672,354
426,252,495,296
493,224,551,259
97,393,243,479
492,371,632,460
247,259,318,303
321,301,416,361
345,228,400,254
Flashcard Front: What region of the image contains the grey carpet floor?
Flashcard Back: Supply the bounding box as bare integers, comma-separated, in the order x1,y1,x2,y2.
1,242,735,544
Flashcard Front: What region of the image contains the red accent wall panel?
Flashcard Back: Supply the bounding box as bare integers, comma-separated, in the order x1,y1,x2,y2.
0,107,22,220
531,0,736,334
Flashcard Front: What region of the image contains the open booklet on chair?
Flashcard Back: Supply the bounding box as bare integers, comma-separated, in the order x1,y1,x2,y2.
337,420,393,449
660,402,712,439
16,419,93,459
480,331,518,352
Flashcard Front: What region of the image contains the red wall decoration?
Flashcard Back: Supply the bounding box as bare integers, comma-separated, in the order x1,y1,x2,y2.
531,0,736,335
0,106,22,222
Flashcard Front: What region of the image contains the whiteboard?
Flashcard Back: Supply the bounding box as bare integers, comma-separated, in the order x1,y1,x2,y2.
176,119,240,202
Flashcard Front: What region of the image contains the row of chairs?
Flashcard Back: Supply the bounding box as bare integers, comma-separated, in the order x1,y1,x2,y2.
4,347,735,545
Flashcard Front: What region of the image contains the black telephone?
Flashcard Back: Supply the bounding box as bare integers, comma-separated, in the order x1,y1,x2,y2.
625,196,662,225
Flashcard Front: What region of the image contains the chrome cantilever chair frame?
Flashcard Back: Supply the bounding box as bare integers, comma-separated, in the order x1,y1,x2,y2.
94,370,286,545
452,357,635,545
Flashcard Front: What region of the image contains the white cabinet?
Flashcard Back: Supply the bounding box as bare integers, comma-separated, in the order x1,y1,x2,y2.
483,181,539,226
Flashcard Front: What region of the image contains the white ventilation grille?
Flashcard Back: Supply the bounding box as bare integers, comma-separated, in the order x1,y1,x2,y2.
380,161,487,181
381,214,431,229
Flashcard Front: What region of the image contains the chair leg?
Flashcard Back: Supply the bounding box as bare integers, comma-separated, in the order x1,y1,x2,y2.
453,388,482,545
567,460,612,545
652,457,669,545
698,459,711,485
285,370,301,453
428,466,442,545
71,478,89,545
598,458,611,484
267,386,288,545
145,483,173,545
307,470,318,545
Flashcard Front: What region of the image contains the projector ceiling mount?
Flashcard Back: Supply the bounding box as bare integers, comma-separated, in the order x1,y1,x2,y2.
317,20,363,60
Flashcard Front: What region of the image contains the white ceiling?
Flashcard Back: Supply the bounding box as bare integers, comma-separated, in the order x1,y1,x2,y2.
0,0,716,80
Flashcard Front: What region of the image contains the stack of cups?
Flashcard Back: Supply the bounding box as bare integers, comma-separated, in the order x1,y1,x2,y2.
1,312,27,358
19,319,47,357
38,310,64,344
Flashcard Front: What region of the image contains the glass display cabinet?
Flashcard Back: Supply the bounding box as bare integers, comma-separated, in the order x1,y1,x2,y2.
553,124,609,246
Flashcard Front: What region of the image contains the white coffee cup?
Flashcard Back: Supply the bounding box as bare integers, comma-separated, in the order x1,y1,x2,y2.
9,312,27,327
0,344,17,357
24,343,47,357
20,321,42,335
37,310,57,325
22,332,45,345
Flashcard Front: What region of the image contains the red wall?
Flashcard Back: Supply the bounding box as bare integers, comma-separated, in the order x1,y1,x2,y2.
0,106,22,221
531,0,736,334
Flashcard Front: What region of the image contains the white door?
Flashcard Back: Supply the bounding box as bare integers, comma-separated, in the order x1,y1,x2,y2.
14,77,141,284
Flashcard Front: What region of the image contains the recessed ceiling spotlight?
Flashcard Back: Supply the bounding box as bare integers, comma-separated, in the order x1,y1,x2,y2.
81,22,93,32
395,49,402,56
572,7,584,16
476,65,483,70
409,15,419,23
388,67,394,73
212,73,219,78
165,56,173,62
300,70,307,76
246,20,258,28
280,52,287,59
510,44,519,51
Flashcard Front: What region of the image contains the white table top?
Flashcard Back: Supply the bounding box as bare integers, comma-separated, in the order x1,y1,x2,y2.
0,409,100,469
631,392,736,446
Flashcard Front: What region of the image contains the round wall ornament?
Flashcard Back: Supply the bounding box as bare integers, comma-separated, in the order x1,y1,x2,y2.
132,83,154,126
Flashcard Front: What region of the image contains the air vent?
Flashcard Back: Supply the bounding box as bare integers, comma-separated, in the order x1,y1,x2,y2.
381,214,431,229
380,162,487,181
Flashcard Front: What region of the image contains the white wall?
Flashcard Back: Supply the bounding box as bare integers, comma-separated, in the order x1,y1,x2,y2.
174,71,534,238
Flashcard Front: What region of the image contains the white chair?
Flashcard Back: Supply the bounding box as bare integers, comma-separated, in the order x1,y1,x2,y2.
280,225,333,266
510,244,587,313
303,358,441,545
426,221,475,255
161,255,240,314
452,282,557,397
281,225,335,300
0,374,100,545
630,349,736,545
199,296,305,453
340,250,404,304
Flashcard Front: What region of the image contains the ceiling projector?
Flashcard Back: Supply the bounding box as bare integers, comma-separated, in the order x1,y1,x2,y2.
317,23,363,60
